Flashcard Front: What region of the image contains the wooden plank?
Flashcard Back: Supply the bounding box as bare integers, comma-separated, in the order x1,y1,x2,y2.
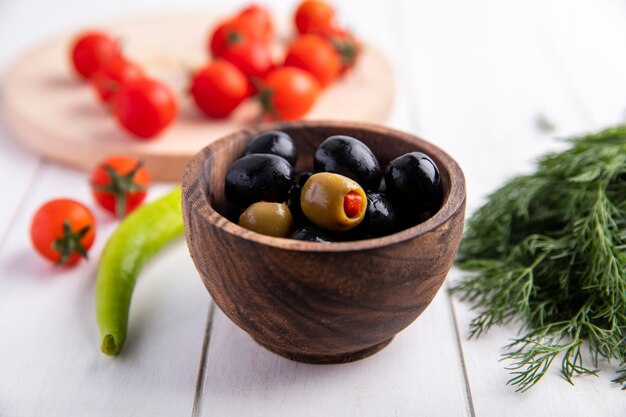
398,0,592,212
0,163,210,417
452,273,626,417
400,0,626,415
194,1,472,416
527,0,626,129
200,291,471,417
0,124,40,245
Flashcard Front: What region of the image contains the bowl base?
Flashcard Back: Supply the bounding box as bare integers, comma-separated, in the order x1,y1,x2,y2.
255,337,394,364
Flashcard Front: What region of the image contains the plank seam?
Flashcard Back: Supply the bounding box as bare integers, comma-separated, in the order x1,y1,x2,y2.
191,301,216,417
520,0,596,127
0,158,42,252
391,2,476,414
389,0,422,133
447,292,477,417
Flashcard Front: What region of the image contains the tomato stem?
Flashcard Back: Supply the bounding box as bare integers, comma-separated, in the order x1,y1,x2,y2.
91,160,147,218
332,37,358,68
256,87,278,119
226,30,245,46
52,220,91,265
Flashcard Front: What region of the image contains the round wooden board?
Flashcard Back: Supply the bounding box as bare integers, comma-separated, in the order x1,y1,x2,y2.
0,12,394,181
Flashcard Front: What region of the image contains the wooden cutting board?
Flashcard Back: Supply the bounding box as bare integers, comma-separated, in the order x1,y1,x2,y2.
0,12,394,181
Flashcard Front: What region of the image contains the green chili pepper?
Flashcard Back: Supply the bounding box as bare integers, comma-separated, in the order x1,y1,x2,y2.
96,186,183,356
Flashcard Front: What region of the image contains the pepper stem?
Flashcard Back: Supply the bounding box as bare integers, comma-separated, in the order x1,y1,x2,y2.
101,334,120,356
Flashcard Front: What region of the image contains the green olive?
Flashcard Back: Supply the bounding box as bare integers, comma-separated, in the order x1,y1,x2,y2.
300,172,367,231
239,202,294,237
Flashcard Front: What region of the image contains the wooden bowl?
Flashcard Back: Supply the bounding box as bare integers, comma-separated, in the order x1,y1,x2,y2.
182,121,466,364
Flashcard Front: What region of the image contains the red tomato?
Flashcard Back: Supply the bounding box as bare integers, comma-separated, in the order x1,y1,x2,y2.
90,155,152,218
190,60,249,118
90,57,144,103
220,40,274,80
209,15,269,57
70,31,120,79
284,34,341,87
324,27,361,74
30,199,96,266
258,67,320,120
294,0,335,35
238,4,273,41
112,78,177,139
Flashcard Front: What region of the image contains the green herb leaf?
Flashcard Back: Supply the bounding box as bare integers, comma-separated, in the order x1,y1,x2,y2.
452,125,626,392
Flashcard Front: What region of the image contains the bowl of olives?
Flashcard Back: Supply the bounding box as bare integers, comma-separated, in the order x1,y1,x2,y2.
182,121,466,364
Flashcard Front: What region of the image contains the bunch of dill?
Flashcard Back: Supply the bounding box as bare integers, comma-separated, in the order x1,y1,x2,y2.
451,126,626,392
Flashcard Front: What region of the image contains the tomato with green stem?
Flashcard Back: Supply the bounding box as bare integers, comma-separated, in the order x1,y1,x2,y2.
70,31,120,79
90,155,152,218
190,60,249,118
325,27,361,74
209,14,270,57
30,199,96,266
258,67,321,120
112,77,177,139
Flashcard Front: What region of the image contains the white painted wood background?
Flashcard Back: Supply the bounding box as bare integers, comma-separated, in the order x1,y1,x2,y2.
0,0,625,416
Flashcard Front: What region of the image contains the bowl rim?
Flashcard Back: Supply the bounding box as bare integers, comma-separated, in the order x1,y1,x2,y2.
182,120,466,253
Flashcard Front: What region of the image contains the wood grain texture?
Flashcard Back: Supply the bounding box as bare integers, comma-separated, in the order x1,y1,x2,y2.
197,292,474,417
0,11,394,181
401,0,626,415
0,165,209,417
182,120,466,363
0,122,41,245
4,0,625,415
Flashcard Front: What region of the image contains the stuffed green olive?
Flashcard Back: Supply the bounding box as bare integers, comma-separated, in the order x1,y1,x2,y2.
300,172,367,231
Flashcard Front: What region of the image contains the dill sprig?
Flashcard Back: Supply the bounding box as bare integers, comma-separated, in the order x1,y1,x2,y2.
451,126,626,392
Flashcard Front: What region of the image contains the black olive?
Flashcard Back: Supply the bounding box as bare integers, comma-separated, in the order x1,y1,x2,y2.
225,154,295,209
290,226,335,243
385,151,443,212
288,172,317,225
288,184,306,224
297,171,313,187
314,135,382,190
244,131,297,165
357,192,401,238
378,176,387,193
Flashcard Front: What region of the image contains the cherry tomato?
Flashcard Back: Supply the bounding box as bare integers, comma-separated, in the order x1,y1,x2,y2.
324,26,361,74
220,39,274,81
294,0,335,35
209,15,269,57
258,67,320,120
190,60,250,118
90,56,144,103
112,78,177,139
70,31,120,79
238,4,273,41
284,34,341,87
30,199,96,266
90,155,152,218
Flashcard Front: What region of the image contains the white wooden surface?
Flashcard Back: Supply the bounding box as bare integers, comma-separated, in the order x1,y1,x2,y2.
0,1,624,416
